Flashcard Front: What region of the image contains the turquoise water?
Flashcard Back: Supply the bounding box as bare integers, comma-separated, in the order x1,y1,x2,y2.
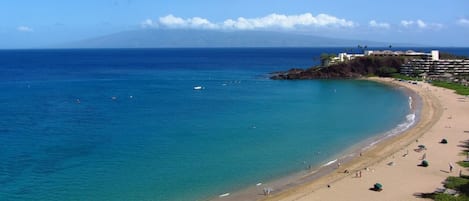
0,48,456,201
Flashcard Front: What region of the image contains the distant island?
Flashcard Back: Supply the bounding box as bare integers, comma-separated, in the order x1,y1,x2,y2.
57,29,414,48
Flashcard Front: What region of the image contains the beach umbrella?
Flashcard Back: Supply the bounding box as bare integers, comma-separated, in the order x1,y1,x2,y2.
421,160,429,167
374,183,383,191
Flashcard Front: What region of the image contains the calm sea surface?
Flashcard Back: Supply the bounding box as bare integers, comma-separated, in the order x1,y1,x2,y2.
0,48,468,201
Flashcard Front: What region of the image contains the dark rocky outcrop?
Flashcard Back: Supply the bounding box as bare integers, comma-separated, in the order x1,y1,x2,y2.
271,56,406,80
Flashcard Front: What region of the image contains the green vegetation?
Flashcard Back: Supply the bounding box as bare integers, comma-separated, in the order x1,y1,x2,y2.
431,81,469,95
458,161,469,168
324,56,405,77
445,176,469,190
423,176,469,201
433,193,469,201
377,66,398,77
319,53,337,66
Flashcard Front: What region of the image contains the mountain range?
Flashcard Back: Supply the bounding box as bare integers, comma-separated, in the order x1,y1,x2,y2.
60,29,410,48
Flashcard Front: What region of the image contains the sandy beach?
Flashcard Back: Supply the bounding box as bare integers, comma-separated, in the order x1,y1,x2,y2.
260,77,469,201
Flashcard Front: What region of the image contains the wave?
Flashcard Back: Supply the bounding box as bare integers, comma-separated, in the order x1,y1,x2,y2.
409,96,413,110
322,159,338,167
363,113,416,150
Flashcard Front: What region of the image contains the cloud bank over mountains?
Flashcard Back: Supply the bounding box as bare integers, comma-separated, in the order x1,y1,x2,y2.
141,13,356,30
141,13,453,32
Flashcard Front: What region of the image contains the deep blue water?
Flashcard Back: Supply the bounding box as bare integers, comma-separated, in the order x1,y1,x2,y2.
0,48,467,201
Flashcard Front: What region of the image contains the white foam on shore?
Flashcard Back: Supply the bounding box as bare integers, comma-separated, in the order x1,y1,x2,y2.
322,159,338,167
391,113,416,137
409,96,413,109
363,113,416,151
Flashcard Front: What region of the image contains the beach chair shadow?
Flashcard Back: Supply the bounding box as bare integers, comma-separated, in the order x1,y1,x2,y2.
440,170,450,173
413,188,446,198
413,192,437,199
418,160,429,167
369,188,383,192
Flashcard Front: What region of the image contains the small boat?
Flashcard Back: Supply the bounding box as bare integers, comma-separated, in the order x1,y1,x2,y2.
193,86,203,90
219,193,230,197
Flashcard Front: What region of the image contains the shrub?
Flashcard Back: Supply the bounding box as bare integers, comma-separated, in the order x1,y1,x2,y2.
457,161,469,168
432,81,469,96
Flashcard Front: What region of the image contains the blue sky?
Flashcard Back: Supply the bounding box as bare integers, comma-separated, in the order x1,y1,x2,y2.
1,0,468,48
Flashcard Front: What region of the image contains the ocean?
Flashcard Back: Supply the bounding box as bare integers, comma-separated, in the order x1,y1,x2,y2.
0,48,467,201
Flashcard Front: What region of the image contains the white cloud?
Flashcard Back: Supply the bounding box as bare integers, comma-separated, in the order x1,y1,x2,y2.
458,18,469,26
416,20,427,28
433,23,443,29
400,20,414,27
159,15,186,27
17,26,33,32
400,19,442,30
159,14,218,29
141,19,157,28
222,13,356,30
187,17,218,29
369,20,390,29
144,13,356,30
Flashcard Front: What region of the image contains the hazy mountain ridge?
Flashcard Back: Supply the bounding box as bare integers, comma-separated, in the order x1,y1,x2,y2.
61,29,407,48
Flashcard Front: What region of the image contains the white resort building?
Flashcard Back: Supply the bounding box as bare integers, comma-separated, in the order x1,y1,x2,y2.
398,51,469,81
401,59,469,78
331,49,469,82
331,50,439,64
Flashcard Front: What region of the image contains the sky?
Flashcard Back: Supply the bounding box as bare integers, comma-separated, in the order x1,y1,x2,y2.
1,0,468,48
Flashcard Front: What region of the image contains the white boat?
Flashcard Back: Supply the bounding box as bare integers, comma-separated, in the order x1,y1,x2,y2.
219,193,230,197
193,86,203,90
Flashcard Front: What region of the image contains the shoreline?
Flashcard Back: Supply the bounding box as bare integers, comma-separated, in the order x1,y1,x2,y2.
210,77,432,201
263,76,469,201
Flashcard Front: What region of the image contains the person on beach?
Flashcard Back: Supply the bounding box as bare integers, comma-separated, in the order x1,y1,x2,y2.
422,153,426,160
263,188,272,196
449,163,454,172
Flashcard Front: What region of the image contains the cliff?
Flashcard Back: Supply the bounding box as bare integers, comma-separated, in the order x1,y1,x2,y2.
271,56,406,80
